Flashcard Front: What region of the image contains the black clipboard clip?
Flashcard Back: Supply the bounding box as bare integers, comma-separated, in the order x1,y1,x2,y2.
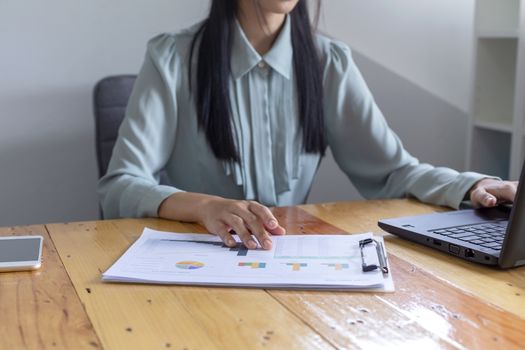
359,238,389,274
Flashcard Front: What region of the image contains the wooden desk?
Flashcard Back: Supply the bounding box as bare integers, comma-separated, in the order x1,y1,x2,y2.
2,199,525,349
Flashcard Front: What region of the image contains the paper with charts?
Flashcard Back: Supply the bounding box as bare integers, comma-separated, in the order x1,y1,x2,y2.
102,228,394,291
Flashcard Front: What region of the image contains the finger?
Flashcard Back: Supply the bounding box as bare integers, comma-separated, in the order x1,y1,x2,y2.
471,187,497,208
233,209,273,250
224,215,257,249
485,182,518,203
268,225,286,236
248,202,286,235
213,223,237,247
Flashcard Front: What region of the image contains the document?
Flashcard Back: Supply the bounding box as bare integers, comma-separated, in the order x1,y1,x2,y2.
102,228,394,291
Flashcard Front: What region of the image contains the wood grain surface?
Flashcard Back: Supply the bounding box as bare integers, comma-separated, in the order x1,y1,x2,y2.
299,199,525,319
16,199,525,349
270,204,525,350
47,220,332,350
0,225,100,350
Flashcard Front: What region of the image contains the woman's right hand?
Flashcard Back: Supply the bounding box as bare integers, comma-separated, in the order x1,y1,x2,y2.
158,192,286,250
198,197,286,250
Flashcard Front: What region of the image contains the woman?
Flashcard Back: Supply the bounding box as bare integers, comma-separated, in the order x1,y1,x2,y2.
98,0,518,250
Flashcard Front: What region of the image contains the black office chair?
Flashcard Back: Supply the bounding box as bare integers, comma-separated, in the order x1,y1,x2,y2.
93,75,171,218
93,75,138,178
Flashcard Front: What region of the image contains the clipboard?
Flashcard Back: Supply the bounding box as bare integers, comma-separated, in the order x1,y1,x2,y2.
359,238,389,274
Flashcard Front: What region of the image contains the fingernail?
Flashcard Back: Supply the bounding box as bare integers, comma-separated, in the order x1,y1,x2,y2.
263,239,272,250
268,219,277,229
227,238,236,246
247,240,257,249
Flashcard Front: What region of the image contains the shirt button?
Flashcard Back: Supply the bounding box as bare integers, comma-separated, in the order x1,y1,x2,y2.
258,61,267,69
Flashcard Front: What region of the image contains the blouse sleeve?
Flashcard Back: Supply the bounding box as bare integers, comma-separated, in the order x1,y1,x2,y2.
97,34,183,218
322,40,488,209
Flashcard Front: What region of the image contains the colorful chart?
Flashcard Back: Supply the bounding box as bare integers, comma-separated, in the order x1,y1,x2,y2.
176,261,205,270
238,262,266,269
285,263,307,271
323,263,350,271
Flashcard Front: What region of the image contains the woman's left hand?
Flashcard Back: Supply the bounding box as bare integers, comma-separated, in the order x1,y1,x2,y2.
469,179,519,207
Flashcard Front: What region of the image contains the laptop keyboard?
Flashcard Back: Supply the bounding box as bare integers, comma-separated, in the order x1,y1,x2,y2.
430,221,507,251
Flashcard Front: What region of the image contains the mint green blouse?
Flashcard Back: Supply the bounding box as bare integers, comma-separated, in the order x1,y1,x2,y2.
98,17,486,219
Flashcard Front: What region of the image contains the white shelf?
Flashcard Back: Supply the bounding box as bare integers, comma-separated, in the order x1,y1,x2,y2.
470,128,511,179
476,0,520,33
477,29,519,39
467,0,524,180
474,120,513,133
474,38,517,127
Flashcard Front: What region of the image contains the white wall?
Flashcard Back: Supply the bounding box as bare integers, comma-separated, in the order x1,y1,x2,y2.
0,0,475,225
309,0,476,204
0,0,209,226
320,0,475,112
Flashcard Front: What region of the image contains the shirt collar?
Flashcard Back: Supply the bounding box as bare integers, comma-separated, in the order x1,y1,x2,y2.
231,15,293,80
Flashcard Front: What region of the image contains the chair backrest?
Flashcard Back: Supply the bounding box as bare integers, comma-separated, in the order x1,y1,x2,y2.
93,75,137,178
93,75,171,190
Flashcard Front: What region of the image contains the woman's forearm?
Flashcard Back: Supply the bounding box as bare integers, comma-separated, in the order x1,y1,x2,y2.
158,192,221,223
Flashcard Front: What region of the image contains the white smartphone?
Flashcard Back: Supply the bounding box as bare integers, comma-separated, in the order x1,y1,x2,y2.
0,235,43,272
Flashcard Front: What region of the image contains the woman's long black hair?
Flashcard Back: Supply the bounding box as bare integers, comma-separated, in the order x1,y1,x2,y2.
189,0,325,162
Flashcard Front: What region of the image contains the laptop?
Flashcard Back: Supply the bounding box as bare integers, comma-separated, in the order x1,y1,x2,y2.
378,162,525,268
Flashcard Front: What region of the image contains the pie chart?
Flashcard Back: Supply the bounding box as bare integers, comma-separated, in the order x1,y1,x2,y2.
176,261,205,270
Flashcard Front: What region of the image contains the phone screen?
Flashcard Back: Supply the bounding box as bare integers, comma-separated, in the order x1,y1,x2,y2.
0,238,41,262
